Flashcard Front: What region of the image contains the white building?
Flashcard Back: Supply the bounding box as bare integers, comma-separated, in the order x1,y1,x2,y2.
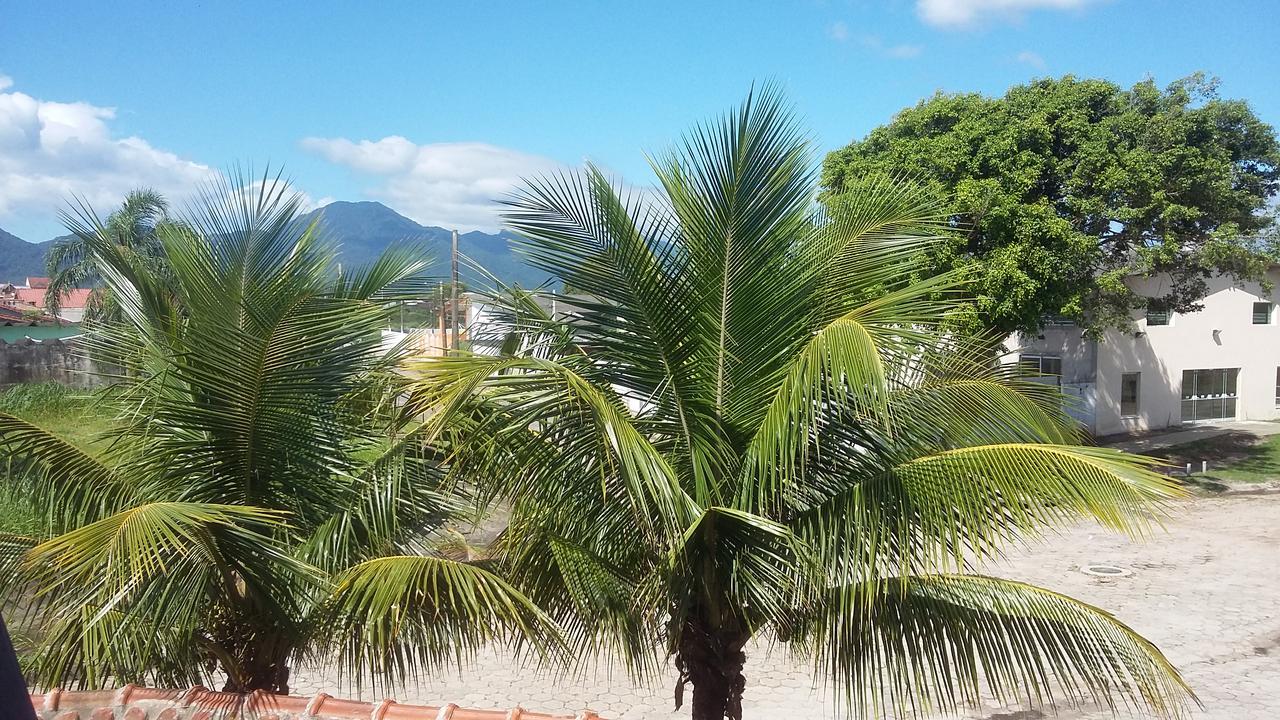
1006,271,1280,437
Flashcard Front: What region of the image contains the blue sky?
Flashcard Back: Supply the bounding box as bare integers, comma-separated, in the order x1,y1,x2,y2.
1,0,1277,240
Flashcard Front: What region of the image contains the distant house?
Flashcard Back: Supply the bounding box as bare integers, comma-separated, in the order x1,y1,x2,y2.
1004,271,1280,437
0,279,92,323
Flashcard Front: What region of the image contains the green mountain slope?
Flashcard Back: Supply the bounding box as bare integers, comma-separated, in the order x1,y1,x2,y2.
1,202,553,289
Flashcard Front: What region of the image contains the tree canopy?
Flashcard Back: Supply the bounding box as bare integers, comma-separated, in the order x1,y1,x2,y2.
822,74,1280,336
402,88,1193,720
0,174,555,693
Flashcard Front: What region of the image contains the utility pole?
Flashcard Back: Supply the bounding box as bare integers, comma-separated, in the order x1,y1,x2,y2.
450,229,460,351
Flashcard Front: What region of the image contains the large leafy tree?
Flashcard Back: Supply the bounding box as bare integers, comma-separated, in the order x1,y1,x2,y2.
0,174,554,693
44,189,184,324
822,74,1280,336
394,90,1195,720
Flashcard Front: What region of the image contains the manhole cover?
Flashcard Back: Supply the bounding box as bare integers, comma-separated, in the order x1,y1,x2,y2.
1081,564,1132,578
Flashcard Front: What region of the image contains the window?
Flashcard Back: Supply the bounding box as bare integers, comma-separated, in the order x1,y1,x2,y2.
1181,368,1240,422
1120,373,1140,417
1275,367,1280,408
1254,302,1274,325
1019,354,1062,379
1145,309,1170,326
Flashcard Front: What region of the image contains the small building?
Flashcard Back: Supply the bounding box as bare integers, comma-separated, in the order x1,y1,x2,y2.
1006,271,1280,437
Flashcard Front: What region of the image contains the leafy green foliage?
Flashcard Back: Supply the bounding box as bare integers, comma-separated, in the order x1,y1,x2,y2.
408,88,1195,720
822,74,1280,336
45,189,187,323
0,174,552,693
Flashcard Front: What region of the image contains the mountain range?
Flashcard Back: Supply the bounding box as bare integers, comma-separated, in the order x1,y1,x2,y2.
0,201,552,288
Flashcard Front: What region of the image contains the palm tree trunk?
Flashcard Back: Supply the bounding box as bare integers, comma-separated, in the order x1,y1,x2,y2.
220,643,291,694
676,614,750,720
212,611,293,694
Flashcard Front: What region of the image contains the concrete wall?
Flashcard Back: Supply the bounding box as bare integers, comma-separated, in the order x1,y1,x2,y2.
1093,272,1280,436
0,338,105,389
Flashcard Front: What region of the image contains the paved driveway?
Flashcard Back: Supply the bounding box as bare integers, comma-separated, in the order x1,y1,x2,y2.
291,493,1280,719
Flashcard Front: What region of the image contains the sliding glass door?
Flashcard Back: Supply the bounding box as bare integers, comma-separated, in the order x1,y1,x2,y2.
1180,368,1239,422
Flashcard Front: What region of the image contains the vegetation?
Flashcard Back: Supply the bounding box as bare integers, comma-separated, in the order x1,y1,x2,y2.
0,383,105,538
1157,432,1280,485
44,189,184,323
0,175,554,693
400,89,1195,719
822,74,1280,337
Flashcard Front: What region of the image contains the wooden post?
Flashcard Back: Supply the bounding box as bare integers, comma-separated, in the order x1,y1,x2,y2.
450,229,460,351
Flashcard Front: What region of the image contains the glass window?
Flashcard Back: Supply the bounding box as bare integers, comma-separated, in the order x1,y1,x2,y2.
1146,309,1170,326
1120,373,1140,417
1275,367,1280,408
1255,302,1274,325
1018,355,1063,382
1180,368,1241,422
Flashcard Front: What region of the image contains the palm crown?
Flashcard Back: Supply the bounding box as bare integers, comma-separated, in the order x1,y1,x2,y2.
44,189,182,323
404,89,1194,720
0,174,554,693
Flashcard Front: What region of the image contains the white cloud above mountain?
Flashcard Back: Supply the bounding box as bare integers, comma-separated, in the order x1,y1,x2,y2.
917,0,1096,28
301,135,563,232
0,74,212,235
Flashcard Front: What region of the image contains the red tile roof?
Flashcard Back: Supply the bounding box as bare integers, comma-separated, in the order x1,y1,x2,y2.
26,277,51,289
6,287,92,310
29,686,605,720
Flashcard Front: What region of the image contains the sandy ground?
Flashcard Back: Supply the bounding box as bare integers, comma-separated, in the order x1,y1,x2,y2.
290,492,1280,719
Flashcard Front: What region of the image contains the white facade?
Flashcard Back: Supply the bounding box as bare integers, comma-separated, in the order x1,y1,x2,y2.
1007,271,1280,437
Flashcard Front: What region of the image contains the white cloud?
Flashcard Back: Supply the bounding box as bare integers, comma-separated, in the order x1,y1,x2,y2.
917,0,1096,27
859,35,924,59
885,43,924,59
301,136,563,232
0,76,212,234
1016,50,1047,69
828,21,850,42
234,179,333,216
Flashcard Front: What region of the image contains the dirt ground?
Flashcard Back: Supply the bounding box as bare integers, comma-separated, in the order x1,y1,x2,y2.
290,492,1280,719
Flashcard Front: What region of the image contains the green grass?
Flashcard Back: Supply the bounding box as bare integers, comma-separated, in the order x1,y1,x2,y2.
1155,431,1280,485
0,383,113,536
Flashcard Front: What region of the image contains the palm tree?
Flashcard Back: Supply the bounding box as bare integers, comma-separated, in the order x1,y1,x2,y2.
395,90,1195,719
0,172,554,693
44,189,182,324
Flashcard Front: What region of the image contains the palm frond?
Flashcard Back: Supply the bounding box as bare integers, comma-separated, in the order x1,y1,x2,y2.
0,412,126,531
314,555,563,690
805,575,1194,719
797,444,1183,583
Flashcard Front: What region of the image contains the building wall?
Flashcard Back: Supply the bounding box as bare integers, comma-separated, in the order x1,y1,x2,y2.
1004,325,1098,430
1092,272,1280,436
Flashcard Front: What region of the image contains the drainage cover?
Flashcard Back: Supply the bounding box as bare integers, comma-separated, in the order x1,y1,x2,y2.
1081,564,1132,578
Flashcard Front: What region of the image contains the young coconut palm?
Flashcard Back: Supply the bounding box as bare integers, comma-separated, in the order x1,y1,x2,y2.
0,172,555,693
395,89,1195,719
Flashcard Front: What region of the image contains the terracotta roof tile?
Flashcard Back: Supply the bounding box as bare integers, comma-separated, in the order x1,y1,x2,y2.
29,686,605,720
12,287,93,309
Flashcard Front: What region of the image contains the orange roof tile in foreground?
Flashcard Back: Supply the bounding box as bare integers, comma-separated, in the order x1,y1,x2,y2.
29,685,605,720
